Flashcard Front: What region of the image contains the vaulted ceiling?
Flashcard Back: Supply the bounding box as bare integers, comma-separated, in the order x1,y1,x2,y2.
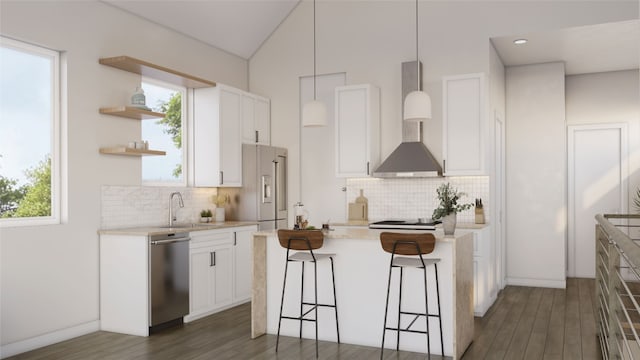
102,0,638,74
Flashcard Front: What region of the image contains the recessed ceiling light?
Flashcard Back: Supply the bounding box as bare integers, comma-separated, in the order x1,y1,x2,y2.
513,39,528,45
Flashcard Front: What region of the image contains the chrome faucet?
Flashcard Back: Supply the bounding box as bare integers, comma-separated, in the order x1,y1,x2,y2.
169,192,184,227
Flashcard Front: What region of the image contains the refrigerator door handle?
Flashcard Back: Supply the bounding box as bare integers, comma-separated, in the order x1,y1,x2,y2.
262,175,272,203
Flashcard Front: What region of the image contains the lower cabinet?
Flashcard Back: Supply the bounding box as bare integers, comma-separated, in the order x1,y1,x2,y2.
185,225,257,322
471,226,496,317
189,231,233,318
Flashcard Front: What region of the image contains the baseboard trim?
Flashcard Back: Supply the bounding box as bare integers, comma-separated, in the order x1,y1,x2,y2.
0,320,100,359
506,277,566,289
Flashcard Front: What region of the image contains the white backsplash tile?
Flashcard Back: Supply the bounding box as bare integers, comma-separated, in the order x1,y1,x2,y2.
346,176,490,223
101,185,219,229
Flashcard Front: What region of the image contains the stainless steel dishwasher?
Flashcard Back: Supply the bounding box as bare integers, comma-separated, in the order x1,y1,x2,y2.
149,232,190,330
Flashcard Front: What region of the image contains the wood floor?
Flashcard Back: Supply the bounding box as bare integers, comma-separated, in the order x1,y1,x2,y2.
7,278,600,360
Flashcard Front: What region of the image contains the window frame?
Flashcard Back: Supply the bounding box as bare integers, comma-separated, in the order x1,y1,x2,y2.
0,36,61,228
140,76,188,187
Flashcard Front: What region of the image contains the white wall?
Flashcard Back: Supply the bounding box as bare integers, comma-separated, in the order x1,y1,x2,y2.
0,1,247,355
566,70,640,211
505,62,567,288
249,0,637,226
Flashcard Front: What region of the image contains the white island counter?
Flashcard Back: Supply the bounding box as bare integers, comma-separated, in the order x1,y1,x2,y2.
251,228,474,359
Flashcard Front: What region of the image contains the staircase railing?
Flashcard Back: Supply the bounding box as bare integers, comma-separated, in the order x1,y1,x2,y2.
596,214,640,360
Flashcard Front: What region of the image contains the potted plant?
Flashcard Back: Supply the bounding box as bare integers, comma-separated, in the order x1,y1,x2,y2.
432,183,473,235
200,209,212,223
634,187,640,213
213,194,228,222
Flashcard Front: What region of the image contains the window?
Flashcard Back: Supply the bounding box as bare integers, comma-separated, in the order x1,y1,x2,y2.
141,78,186,186
0,37,60,226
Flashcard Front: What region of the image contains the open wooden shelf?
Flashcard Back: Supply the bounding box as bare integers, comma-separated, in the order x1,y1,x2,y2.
99,56,216,89
99,106,165,120
99,147,166,156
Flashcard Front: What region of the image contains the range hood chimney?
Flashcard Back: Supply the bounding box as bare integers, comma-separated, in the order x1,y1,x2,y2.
373,61,443,177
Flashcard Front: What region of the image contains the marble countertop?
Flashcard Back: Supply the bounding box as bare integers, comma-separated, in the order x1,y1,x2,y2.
331,221,490,230
254,227,473,242
98,221,259,236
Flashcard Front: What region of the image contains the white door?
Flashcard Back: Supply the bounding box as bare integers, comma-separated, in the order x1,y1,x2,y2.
568,124,628,278
299,73,346,225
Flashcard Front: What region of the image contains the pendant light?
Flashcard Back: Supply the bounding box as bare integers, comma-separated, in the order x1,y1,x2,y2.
403,0,432,122
302,0,327,127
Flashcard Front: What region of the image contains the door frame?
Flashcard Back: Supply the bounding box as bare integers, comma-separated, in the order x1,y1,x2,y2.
494,111,506,289
567,123,628,277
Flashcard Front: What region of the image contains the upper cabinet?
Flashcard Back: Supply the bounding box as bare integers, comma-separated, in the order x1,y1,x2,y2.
335,84,380,177
241,93,271,145
442,73,486,176
193,85,243,187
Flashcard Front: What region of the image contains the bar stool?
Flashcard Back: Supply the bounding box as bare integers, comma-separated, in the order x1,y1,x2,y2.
275,229,340,358
379,232,443,359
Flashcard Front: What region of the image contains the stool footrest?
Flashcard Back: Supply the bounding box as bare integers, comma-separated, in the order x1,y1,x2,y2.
281,315,316,322
384,327,430,335
302,302,337,308
400,311,441,318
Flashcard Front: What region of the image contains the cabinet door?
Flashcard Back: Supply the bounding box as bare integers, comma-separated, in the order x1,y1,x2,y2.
442,73,485,176
241,93,256,144
233,229,254,302
190,246,215,315
212,244,233,307
254,96,270,145
193,87,222,187
219,87,242,186
335,84,380,177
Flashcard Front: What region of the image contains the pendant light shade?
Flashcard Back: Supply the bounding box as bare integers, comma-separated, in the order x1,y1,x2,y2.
404,89,432,121
403,0,431,122
302,99,327,127
302,0,326,127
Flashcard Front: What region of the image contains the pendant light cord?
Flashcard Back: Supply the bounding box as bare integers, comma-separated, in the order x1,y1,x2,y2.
415,0,420,92
313,0,317,100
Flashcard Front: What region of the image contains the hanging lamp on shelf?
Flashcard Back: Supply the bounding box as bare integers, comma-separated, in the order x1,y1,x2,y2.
302,0,327,127
403,0,432,122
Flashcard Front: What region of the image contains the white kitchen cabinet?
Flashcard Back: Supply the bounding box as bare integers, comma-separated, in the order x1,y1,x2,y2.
470,226,496,316
232,226,256,302
100,234,150,336
187,230,233,321
442,73,486,176
242,93,270,145
193,84,242,187
334,84,380,177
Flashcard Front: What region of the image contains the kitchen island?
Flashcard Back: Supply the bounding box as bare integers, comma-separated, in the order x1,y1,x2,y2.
251,228,474,358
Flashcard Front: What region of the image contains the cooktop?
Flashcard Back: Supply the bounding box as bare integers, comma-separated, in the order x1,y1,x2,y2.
368,219,441,230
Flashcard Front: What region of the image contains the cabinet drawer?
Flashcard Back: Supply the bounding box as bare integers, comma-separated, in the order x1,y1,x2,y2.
190,231,232,248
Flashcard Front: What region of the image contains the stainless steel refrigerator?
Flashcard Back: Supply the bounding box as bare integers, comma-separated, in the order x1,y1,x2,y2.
221,144,287,231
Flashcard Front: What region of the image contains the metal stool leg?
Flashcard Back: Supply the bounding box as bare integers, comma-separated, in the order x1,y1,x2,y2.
397,266,403,351
276,251,291,352
330,257,340,343
434,263,444,355
380,256,394,360
299,261,305,339
423,266,431,360
314,260,319,359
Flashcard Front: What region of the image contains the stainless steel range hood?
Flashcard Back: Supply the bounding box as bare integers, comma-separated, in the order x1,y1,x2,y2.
373,61,443,178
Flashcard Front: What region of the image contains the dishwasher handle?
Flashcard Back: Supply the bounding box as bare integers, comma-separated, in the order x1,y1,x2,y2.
150,237,191,245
